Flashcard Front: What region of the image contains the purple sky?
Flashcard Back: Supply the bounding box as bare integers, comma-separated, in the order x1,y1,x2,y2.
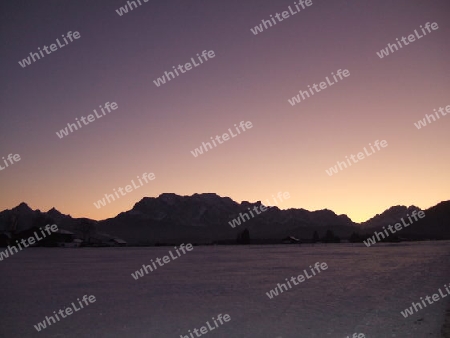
0,0,449,222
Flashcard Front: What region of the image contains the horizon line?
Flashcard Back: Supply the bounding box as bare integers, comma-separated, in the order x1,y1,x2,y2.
2,193,447,225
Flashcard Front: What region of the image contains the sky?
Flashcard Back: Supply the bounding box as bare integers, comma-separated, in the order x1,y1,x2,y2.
0,0,449,223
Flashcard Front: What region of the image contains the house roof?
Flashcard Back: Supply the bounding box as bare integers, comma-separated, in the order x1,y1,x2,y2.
282,236,299,242
55,229,75,235
111,238,127,244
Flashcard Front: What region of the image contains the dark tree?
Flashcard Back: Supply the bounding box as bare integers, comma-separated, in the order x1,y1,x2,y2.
236,228,250,244
349,232,360,243
322,229,340,243
312,231,320,243
241,228,250,244
77,219,96,243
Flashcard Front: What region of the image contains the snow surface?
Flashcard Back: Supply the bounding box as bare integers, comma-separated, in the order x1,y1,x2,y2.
1,242,449,337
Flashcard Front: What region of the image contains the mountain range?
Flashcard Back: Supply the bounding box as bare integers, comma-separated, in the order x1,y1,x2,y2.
0,193,449,244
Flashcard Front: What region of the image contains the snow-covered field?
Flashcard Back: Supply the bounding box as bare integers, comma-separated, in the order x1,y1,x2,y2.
1,242,449,337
